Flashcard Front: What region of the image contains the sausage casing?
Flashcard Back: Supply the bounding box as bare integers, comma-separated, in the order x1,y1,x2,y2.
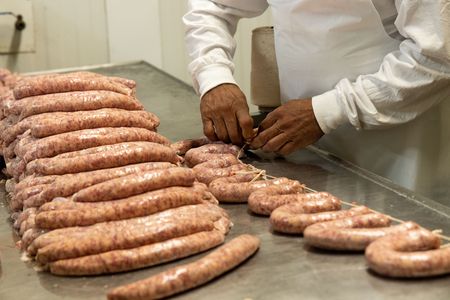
71,167,195,202
247,181,309,215
184,144,241,167
269,195,349,234
11,91,144,120
13,73,133,99
209,174,293,203
30,109,158,138
304,213,400,251
29,203,228,256
20,127,170,162
35,185,204,229
107,234,260,300
36,217,215,264
23,162,175,208
49,230,225,276
366,228,450,277
25,142,180,176
193,163,251,185
170,137,212,155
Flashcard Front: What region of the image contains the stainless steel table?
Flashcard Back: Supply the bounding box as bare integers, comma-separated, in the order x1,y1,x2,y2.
1,61,449,300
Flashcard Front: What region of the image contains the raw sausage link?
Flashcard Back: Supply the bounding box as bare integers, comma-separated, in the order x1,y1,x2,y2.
38,182,209,213
49,230,225,276
13,73,133,99
38,181,207,212
5,178,16,193
21,71,136,89
193,155,241,169
107,234,260,300
248,181,306,215
50,140,150,158
184,144,241,167
365,228,450,277
2,113,58,146
11,184,48,211
19,212,36,236
23,71,136,89
303,213,398,251
36,218,215,264
13,175,58,193
203,191,219,205
170,137,212,155
8,158,27,181
2,109,158,146
20,127,170,162
4,136,19,158
14,207,36,230
9,196,24,212
12,181,47,204
108,76,136,90
271,205,370,234
24,162,175,209
72,167,194,202
6,91,143,120
21,228,47,251
25,142,180,176
30,109,158,138
194,163,252,185
35,186,204,229
9,129,35,159
28,203,228,256
209,174,293,203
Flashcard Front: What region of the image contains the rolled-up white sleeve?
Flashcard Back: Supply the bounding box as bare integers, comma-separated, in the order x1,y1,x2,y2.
183,0,268,98
312,0,450,134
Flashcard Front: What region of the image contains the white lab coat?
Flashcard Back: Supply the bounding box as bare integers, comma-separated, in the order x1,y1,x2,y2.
183,0,450,201
183,0,450,134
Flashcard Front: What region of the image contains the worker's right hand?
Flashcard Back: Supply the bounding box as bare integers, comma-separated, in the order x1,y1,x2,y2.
200,83,254,145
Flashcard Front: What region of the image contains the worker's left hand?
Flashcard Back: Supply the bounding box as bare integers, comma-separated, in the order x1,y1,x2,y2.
250,99,324,155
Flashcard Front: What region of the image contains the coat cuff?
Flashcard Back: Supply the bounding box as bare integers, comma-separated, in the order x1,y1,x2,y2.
312,89,348,134
197,64,237,98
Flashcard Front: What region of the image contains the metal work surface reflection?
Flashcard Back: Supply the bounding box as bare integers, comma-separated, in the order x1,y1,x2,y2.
0,62,449,300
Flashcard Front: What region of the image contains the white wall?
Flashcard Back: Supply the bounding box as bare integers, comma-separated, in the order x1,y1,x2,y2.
106,0,162,68
105,0,273,104
0,0,109,73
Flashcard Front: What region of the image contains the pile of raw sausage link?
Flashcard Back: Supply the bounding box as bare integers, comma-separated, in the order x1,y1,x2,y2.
0,69,260,300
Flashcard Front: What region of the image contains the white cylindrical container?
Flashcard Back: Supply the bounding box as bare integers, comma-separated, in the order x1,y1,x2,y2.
251,26,281,111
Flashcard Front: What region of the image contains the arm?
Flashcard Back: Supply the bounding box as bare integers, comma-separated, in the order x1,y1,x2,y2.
312,0,450,133
252,0,450,155
184,0,268,97
183,0,268,144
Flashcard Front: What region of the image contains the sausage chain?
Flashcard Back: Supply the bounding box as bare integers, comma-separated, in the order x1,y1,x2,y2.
242,167,450,276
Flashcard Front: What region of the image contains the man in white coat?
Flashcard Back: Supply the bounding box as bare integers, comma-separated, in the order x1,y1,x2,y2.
184,0,450,155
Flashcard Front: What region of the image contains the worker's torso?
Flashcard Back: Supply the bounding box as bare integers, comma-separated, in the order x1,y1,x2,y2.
268,0,402,101
268,1,449,202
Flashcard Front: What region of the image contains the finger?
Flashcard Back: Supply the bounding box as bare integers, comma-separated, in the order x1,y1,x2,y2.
224,115,242,145
236,110,254,141
262,132,290,153
277,141,298,156
213,117,230,143
258,112,277,132
250,122,280,149
202,118,218,141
